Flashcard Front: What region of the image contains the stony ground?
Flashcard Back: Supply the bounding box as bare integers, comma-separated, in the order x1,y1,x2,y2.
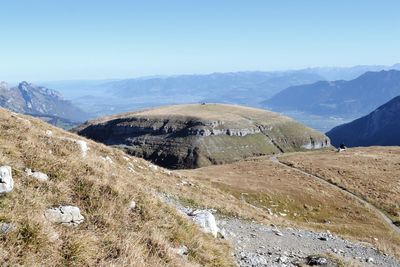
161,194,400,267
219,218,399,267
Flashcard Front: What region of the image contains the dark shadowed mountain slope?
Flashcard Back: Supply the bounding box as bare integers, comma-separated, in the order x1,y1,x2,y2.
0,81,91,123
263,70,400,118
326,96,400,147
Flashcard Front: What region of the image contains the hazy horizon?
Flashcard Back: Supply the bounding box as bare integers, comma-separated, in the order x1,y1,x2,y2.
1,0,400,81
9,62,400,84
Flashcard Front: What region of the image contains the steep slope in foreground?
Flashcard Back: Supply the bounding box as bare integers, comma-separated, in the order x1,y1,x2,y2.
263,70,400,118
0,81,90,124
75,104,330,169
327,96,400,147
0,108,249,266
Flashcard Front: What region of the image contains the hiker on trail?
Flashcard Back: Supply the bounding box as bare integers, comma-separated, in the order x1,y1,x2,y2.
337,143,347,152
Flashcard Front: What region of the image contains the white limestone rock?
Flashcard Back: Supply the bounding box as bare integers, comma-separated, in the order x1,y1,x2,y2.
129,200,136,211
0,223,16,234
45,130,53,137
100,156,113,164
0,166,13,194
25,168,49,182
171,245,188,256
44,206,84,226
75,140,89,157
62,138,89,157
189,210,219,238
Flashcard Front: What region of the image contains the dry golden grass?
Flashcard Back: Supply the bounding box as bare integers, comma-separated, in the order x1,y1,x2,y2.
76,103,325,136
78,103,290,127
280,147,400,223
179,156,400,258
0,109,244,266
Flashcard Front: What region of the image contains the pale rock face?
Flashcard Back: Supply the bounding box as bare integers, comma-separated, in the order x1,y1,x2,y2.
189,210,219,238
45,130,53,137
301,138,331,149
129,200,136,211
75,140,89,157
44,206,84,226
62,138,89,157
100,156,113,164
0,166,13,194
0,222,16,234
171,245,188,256
25,168,49,182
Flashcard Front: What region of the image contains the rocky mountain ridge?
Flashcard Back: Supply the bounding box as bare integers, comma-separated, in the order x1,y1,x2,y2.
263,70,400,118
0,81,90,125
75,104,330,169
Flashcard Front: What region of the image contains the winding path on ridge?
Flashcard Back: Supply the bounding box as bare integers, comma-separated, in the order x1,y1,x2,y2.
270,154,400,236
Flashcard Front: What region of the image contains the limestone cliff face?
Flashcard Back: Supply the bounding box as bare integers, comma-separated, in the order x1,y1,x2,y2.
75,104,330,169
0,81,90,123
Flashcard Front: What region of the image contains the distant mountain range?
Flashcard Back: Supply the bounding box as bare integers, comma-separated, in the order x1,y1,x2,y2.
0,81,91,127
327,96,400,147
263,70,400,119
42,64,400,119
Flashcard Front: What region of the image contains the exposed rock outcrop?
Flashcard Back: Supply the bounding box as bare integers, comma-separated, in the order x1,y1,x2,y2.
189,210,219,238
75,104,330,169
26,168,49,182
44,206,84,226
0,166,13,194
0,81,90,125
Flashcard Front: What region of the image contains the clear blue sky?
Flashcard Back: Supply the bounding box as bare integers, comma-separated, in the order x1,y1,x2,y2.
1,0,399,81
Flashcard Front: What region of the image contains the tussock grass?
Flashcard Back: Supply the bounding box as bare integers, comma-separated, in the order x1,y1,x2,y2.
0,109,238,266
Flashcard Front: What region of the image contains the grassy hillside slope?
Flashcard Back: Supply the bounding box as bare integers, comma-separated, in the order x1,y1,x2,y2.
280,148,400,224
0,108,265,266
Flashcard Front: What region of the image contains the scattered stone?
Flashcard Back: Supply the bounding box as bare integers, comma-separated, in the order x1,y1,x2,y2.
75,140,89,157
239,252,268,266
366,257,374,263
148,164,158,171
189,210,219,238
277,255,288,263
307,255,328,265
177,180,192,186
129,200,136,211
171,245,188,256
63,138,89,157
101,156,113,164
218,227,227,239
127,166,136,173
25,168,49,182
45,130,53,137
0,166,13,194
0,223,16,234
44,206,84,226
273,229,283,236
